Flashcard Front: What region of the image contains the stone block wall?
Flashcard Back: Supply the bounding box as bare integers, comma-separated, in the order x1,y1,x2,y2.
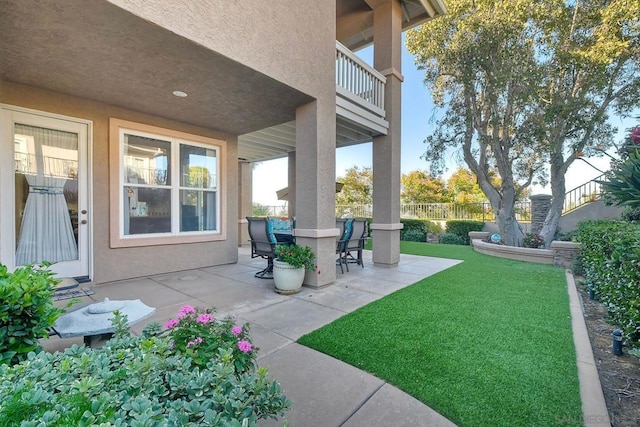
550,241,580,269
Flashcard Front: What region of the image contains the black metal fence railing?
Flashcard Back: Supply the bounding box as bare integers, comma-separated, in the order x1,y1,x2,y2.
256,202,532,223
255,176,608,223
562,174,605,214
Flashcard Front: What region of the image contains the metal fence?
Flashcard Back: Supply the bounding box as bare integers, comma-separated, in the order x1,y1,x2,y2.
257,202,531,223
563,174,605,214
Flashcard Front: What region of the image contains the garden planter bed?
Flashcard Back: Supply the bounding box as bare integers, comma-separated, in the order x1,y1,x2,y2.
576,278,640,426
471,238,580,267
471,238,555,264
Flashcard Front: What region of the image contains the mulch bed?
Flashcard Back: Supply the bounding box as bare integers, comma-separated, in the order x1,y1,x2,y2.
576,282,640,426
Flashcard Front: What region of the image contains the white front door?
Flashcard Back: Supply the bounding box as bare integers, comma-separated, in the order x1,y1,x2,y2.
0,106,91,279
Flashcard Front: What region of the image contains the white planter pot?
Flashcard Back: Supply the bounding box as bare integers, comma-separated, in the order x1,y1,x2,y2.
273,259,305,295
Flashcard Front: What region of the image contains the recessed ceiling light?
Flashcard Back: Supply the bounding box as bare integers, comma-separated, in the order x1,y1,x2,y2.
172,90,188,97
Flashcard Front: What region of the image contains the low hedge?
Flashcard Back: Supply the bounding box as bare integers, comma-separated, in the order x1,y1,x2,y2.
439,233,466,245
578,220,640,347
399,219,442,242
445,220,485,245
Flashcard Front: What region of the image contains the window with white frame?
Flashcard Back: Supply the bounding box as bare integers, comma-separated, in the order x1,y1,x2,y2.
110,119,224,247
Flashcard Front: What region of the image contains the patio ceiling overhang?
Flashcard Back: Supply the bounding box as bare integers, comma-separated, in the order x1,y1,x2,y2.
237,114,383,163
1,0,445,165
0,0,313,138
336,0,447,51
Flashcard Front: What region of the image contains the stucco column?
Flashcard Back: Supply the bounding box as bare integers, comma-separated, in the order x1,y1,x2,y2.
294,100,339,287
237,161,252,247
287,151,296,219
371,0,403,266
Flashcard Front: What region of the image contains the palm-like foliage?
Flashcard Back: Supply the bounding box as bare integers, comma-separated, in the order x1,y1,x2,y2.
599,150,640,209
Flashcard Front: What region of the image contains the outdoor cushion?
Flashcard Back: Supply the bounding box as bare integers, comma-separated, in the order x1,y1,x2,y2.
267,218,277,243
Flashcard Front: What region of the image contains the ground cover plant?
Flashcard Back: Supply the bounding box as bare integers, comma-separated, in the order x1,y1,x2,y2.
0,306,290,426
299,242,582,427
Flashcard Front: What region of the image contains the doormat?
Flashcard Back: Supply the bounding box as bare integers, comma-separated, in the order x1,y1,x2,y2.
53,287,95,301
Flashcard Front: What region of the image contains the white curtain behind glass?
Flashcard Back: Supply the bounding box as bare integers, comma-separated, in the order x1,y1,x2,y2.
15,124,78,266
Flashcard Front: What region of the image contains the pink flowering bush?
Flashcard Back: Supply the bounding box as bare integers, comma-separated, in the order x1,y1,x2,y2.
0,310,290,424
523,233,545,248
164,306,255,374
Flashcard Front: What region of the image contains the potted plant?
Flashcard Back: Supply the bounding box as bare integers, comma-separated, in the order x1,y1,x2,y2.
273,244,315,294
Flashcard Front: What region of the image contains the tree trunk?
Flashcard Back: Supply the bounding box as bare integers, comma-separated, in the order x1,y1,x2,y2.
495,205,524,246
486,186,524,246
539,169,566,247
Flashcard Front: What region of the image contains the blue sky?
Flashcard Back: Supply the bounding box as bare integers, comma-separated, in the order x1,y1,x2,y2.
253,36,628,207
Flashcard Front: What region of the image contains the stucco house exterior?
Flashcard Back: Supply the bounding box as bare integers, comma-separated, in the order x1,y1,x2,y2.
0,0,445,287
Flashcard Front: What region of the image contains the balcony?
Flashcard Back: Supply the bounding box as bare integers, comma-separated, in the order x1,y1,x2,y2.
335,41,388,136
237,42,388,163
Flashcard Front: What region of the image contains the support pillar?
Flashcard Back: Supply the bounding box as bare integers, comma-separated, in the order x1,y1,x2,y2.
238,161,253,247
530,194,552,235
371,0,403,266
287,152,296,219
294,100,339,287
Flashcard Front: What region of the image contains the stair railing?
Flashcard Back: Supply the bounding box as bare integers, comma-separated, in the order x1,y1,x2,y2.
562,173,606,214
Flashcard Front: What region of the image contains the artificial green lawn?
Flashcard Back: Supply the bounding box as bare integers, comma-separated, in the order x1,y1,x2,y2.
298,242,582,427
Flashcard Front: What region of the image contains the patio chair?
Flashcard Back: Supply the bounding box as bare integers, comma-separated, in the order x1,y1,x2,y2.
246,217,278,279
342,218,368,272
247,217,296,279
335,218,351,274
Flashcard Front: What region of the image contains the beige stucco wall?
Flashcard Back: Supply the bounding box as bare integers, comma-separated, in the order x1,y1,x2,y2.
109,0,336,104
559,200,623,232
1,81,239,284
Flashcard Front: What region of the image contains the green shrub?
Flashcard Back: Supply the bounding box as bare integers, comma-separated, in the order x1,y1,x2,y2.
399,219,442,242
555,229,579,241
571,253,585,276
439,233,466,245
578,220,640,347
0,308,290,426
444,220,484,245
424,221,443,235
621,206,640,221
401,229,426,242
0,263,65,366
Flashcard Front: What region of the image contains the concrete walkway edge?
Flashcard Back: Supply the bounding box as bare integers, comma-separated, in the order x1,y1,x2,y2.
565,270,611,427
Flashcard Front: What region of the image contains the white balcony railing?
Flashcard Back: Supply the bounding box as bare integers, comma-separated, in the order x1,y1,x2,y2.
336,41,386,118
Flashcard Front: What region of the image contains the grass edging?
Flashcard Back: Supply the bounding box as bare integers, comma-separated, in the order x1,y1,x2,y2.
565,270,611,427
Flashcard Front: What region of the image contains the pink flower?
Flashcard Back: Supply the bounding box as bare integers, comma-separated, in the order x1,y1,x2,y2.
165,318,180,329
178,305,196,318
196,313,214,324
187,337,203,348
231,325,243,336
237,340,253,353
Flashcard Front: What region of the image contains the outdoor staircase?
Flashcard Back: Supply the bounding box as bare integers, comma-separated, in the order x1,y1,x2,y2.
562,173,606,215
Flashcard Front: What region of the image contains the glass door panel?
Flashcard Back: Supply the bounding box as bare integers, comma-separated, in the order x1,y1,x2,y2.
14,124,79,266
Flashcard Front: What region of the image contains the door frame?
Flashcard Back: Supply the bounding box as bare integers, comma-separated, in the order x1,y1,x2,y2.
0,104,93,279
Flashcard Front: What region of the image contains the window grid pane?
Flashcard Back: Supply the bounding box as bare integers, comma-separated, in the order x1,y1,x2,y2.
180,189,217,232
124,134,170,186
180,144,217,189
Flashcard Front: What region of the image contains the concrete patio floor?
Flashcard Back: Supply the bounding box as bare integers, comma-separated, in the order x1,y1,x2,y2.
42,247,461,426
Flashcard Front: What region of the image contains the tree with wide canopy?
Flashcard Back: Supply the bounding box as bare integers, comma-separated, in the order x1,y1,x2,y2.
407,0,640,246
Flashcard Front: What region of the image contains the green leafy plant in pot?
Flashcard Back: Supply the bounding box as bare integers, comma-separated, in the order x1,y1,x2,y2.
273,244,316,294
